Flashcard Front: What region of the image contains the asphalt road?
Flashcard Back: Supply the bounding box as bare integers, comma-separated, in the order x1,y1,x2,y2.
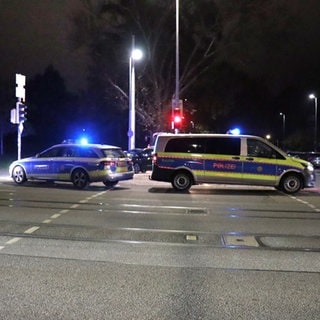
0,170,319,319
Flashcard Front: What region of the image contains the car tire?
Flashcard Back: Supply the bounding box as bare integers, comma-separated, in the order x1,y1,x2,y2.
172,171,193,191
279,173,302,194
72,169,89,189
12,165,27,185
103,181,118,188
133,163,141,174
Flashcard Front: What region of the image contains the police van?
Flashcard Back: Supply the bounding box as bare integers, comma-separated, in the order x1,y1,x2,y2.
150,133,315,193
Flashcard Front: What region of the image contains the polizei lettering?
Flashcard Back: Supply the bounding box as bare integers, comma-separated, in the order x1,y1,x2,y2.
213,162,236,170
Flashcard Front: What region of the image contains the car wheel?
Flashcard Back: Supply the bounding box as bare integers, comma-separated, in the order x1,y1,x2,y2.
172,171,192,191
12,165,27,185
72,169,89,189
103,181,118,188
133,163,140,174
280,174,302,194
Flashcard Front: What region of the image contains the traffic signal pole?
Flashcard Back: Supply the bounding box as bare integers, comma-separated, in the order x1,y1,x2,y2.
15,74,26,160
17,122,23,160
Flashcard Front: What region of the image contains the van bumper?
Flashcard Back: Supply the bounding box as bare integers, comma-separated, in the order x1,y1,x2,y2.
149,166,172,183
304,170,316,188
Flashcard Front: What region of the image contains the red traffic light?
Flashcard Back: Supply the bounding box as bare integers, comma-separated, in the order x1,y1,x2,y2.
173,115,182,123
171,108,184,131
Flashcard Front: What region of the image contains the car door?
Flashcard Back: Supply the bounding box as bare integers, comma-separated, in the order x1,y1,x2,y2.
242,138,278,186
28,147,59,179
52,146,76,179
203,137,243,184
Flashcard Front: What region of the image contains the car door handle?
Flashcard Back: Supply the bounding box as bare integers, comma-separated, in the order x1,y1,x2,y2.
232,156,240,160
246,157,255,161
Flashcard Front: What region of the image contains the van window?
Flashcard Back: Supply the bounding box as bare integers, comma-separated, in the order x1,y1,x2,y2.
205,137,240,155
165,138,205,153
247,139,284,159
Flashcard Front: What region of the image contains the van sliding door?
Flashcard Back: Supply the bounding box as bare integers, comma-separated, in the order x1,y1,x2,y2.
204,137,243,184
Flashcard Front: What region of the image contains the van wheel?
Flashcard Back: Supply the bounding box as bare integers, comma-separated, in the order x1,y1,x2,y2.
280,174,302,194
172,171,192,191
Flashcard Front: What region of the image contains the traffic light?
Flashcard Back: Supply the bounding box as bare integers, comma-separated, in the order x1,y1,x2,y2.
16,102,27,123
172,108,183,131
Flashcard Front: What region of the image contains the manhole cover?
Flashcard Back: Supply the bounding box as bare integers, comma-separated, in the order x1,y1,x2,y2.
223,235,259,247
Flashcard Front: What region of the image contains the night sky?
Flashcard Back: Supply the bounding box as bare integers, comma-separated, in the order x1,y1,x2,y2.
1,0,319,95
1,0,320,94
0,0,88,92
216,0,320,95
2,0,320,149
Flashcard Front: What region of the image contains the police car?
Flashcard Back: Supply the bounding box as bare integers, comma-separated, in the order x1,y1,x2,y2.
150,133,315,194
9,142,134,189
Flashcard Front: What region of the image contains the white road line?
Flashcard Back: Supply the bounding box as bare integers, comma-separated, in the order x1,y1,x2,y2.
6,237,22,245
51,213,61,219
0,190,106,252
24,226,40,234
290,195,320,213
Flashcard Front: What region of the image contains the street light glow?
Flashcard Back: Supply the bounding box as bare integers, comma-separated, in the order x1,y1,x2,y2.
131,48,143,61
309,94,316,100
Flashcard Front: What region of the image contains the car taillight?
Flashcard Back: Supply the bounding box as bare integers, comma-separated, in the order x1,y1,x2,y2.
152,153,157,165
101,160,116,169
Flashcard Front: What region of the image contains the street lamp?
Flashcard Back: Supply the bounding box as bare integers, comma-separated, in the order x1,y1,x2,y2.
128,39,143,151
279,112,286,145
309,94,318,151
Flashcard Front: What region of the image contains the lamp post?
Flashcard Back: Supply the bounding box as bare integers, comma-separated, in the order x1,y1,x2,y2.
172,0,180,132
279,112,286,146
309,94,318,151
128,37,143,151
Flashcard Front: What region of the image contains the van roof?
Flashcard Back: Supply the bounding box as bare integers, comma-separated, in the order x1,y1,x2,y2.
156,133,260,139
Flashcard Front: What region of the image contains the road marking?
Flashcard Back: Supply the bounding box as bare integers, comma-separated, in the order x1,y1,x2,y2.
0,190,107,252
290,195,320,213
186,234,198,241
6,237,22,245
24,226,40,234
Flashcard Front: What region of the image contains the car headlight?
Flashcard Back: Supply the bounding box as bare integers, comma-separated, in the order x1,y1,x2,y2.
307,164,314,172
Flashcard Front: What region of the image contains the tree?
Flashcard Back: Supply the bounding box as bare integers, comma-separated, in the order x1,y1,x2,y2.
71,0,222,141
27,65,77,149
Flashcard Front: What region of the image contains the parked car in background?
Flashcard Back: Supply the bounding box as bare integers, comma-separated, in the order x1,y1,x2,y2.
287,151,320,169
309,156,320,168
127,147,153,173
9,142,134,189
